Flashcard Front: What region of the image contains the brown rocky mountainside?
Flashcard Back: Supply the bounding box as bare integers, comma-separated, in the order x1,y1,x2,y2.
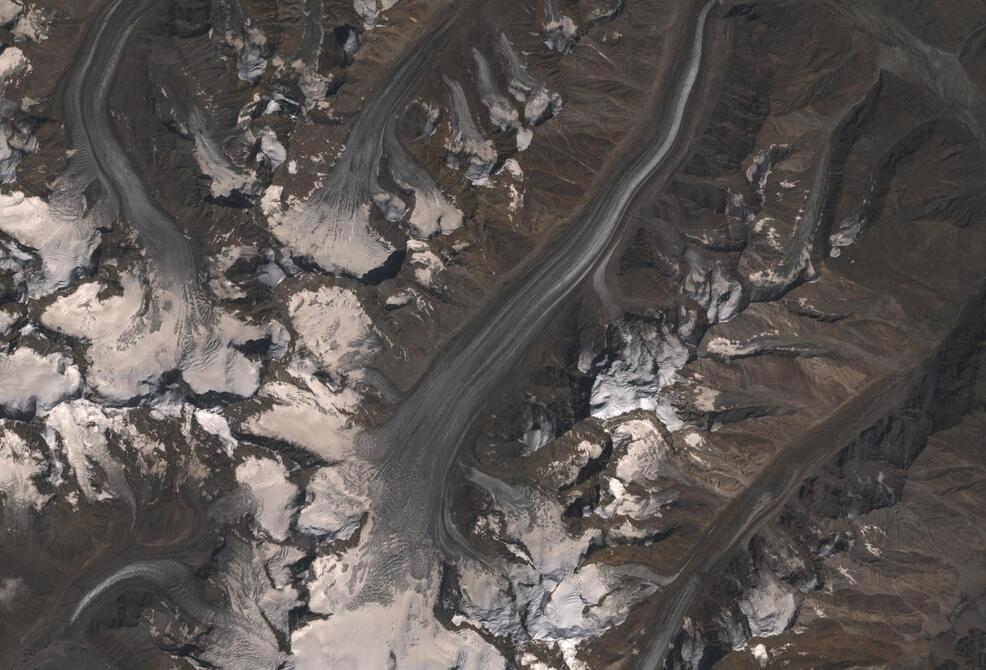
0,0,983,668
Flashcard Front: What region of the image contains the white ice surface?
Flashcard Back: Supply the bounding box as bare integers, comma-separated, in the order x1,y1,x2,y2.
472,48,521,133
264,189,395,277
739,573,798,640
236,456,298,542
42,274,259,401
406,188,463,238
15,397,221,512
0,1,21,26
0,121,37,184
543,14,578,54
193,129,258,199
292,568,505,670
590,320,688,420
44,400,133,504
194,408,238,454
288,285,379,375
611,418,671,482
257,127,286,169
0,423,50,514
0,347,80,416
240,371,361,462
443,76,497,183
458,473,659,662
0,46,28,82
0,191,100,297
297,464,369,541
0,308,18,336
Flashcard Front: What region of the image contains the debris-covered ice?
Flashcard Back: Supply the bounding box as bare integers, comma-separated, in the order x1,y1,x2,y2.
543,0,580,54
353,0,400,29
499,32,562,126
189,109,259,200
472,48,526,149
443,76,497,183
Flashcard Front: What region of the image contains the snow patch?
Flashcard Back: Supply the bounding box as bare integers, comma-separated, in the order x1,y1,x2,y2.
406,240,444,287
